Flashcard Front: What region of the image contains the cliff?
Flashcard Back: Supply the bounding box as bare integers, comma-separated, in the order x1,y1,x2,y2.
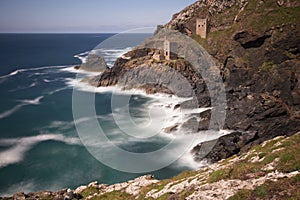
90,0,300,163
3,133,299,199
169,0,300,162
2,0,299,199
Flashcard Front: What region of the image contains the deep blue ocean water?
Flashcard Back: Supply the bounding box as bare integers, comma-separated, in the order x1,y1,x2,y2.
0,34,194,196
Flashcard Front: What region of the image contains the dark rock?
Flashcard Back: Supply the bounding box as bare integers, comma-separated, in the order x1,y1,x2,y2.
182,117,198,133
164,124,179,133
192,131,258,163
96,48,208,99
198,109,211,131
233,31,271,49
174,104,181,110
91,0,300,165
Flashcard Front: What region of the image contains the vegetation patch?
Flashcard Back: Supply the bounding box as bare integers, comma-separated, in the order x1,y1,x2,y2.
90,191,134,200
80,187,100,199
208,168,231,183
228,175,300,200
259,61,277,73
208,134,299,182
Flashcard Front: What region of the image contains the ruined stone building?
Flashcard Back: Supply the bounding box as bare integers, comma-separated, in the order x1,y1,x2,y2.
196,18,208,39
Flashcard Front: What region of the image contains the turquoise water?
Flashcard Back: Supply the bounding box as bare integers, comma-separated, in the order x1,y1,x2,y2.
0,34,193,196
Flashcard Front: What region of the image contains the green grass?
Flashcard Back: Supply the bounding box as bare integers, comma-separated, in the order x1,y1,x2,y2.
208,168,231,183
259,61,278,73
258,152,267,159
228,189,252,200
228,175,300,200
191,0,300,62
208,134,300,183
255,185,268,198
230,162,263,180
79,134,300,199
89,191,134,200
262,154,278,164
79,187,99,199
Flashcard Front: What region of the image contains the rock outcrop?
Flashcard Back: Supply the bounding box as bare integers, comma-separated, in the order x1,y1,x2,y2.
174,0,300,162
1,1,300,199
78,54,108,72
89,0,300,163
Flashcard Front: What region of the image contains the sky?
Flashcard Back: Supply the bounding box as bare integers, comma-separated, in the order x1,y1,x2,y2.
0,0,196,33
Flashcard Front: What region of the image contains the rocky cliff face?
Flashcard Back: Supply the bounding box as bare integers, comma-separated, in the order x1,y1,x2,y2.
172,0,300,162
1,1,300,199
91,0,300,163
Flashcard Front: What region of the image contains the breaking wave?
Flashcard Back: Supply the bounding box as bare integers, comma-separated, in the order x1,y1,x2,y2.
0,134,81,168
0,96,44,119
0,66,66,80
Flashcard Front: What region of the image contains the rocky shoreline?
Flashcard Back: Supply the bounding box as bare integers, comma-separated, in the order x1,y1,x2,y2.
87,0,300,164
2,133,299,199
2,0,299,199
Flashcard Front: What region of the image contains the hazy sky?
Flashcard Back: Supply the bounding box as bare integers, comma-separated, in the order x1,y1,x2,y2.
0,0,196,33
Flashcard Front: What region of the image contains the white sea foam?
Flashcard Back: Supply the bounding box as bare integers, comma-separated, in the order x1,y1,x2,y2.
74,51,90,63
19,96,44,105
41,116,106,134
0,96,44,119
59,66,100,76
9,82,38,92
43,79,51,83
0,181,37,197
74,47,132,69
29,82,37,87
47,87,69,95
171,129,233,169
0,70,20,79
0,104,26,119
0,65,66,79
67,77,233,169
0,134,81,168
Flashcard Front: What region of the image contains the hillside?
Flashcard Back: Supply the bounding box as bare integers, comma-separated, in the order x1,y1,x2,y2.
3,133,299,200
168,0,300,162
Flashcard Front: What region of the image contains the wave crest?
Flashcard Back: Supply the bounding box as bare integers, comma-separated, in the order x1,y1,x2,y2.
0,134,81,168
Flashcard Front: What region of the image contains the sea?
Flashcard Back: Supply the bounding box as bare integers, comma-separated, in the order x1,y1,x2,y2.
0,33,226,196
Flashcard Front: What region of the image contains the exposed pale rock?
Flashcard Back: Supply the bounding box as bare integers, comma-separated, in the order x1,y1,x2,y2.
124,175,159,196
263,158,280,171
74,185,87,194
185,171,299,200
87,181,98,188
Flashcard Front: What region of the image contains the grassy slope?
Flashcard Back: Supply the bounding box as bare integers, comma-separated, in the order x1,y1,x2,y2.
193,0,300,60
79,133,300,200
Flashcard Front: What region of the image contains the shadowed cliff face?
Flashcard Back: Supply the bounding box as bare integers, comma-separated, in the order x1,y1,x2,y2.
95,48,211,106
165,0,300,162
